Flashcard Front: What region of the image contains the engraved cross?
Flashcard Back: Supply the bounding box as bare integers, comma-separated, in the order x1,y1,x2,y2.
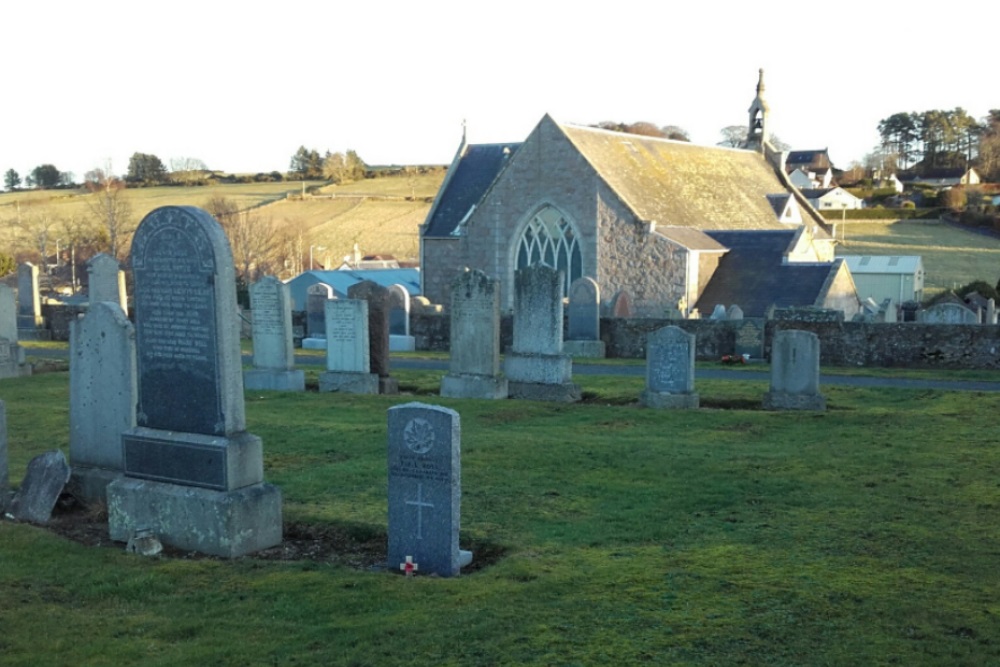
405,483,434,540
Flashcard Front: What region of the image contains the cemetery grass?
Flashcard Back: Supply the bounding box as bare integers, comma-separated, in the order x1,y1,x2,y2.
3,372,1000,665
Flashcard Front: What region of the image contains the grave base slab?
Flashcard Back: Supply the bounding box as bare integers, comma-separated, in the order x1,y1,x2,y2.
108,477,282,558
504,352,573,384
763,391,826,411
508,380,581,403
243,369,306,392
440,374,508,399
300,337,326,350
389,335,416,352
378,376,399,395
640,390,700,409
68,466,123,506
318,371,379,394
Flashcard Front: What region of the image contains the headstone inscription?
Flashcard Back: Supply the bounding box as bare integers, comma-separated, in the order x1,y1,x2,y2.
0,285,29,379
347,280,398,394
0,400,7,513
734,318,765,361
387,402,472,577
388,284,416,352
640,326,699,409
106,206,282,558
440,269,507,399
564,277,605,358
302,283,334,349
244,276,305,392
69,302,137,504
87,253,128,313
763,329,826,411
10,450,71,524
503,264,580,402
318,298,379,394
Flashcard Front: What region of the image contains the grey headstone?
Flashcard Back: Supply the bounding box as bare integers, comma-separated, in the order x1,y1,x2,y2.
0,285,16,342
17,262,42,329
567,277,600,341
0,400,7,513
763,329,825,411
388,284,410,336
710,304,728,320
245,276,304,391
306,283,334,338
10,450,71,524
727,305,744,321
610,290,633,318
347,281,392,379
0,286,28,380
440,270,507,399
325,299,370,373
87,253,128,313
387,402,470,577
640,326,699,409
918,302,978,324
734,318,765,360
69,302,137,502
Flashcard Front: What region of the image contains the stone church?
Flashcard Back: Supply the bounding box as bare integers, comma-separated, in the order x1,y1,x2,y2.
420,71,860,319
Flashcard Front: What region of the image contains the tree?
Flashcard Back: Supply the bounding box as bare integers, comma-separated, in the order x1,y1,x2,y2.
877,112,919,169
661,125,690,142
345,150,367,180
289,146,322,179
322,151,347,183
85,165,134,260
768,134,791,151
718,125,746,148
126,152,167,185
30,164,63,188
205,197,279,283
977,110,1000,181
4,169,20,191
169,157,209,185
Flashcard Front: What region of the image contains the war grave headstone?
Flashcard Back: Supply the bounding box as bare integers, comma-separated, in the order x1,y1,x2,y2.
10,450,71,524
318,298,379,394
734,318,765,361
87,252,128,313
763,329,826,411
564,277,606,358
640,326,699,409
16,262,49,340
69,302,137,504
388,284,416,352
0,285,30,379
609,289,633,318
918,302,978,324
348,280,398,394
0,400,8,513
504,264,581,402
302,283,334,350
387,402,472,577
440,269,507,399
106,206,282,558
244,276,305,392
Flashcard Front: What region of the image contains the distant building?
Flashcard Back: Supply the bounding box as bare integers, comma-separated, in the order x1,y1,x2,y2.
841,255,924,304
284,268,420,311
800,187,864,210
785,149,834,188
899,168,981,189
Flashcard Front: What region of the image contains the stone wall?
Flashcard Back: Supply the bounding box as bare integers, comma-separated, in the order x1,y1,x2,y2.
41,304,87,341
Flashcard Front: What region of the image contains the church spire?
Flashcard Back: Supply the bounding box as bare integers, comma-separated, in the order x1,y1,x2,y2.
746,68,770,151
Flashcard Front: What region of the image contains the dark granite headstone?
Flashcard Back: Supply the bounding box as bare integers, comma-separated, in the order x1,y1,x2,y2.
10,450,71,524
567,277,600,341
347,280,391,378
734,318,765,361
388,284,410,336
306,283,334,338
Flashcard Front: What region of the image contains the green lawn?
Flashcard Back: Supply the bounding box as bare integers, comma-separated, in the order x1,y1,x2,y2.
2,368,999,665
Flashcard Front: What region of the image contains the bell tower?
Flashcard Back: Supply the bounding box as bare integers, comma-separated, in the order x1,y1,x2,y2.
746,68,770,151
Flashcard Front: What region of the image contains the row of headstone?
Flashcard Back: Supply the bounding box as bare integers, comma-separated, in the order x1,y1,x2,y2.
244,276,305,391
709,304,744,321
0,285,30,379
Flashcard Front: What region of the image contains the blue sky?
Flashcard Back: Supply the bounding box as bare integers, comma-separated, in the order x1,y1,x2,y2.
2,1,997,181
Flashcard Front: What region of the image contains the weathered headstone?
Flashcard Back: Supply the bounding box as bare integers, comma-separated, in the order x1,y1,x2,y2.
347,280,398,394
440,269,507,399
69,302,137,504
302,283,334,349
318,299,379,394
986,299,997,325
244,276,305,392
504,264,580,402
87,253,128,313
727,305,744,321
918,302,978,324
387,402,472,577
640,326,699,409
388,284,415,352
763,329,825,411
0,400,7,513
734,318,765,361
0,285,29,379
106,206,282,558
10,450,71,524
710,304,728,320
16,262,48,340
609,289,633,318
564,277,605,358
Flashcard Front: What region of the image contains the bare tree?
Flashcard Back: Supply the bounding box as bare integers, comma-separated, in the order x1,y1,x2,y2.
205,197,279,283
169,157,209,185
718,125,746,148
84,164,134,260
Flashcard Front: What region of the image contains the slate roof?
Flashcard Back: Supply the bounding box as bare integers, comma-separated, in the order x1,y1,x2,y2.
423,142,520,238
695,230,839,317
798,188,837,199
559,122,804,231
786,149,831,169
766,193,792,217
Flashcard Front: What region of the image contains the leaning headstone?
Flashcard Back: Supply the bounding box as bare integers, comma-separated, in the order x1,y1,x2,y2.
504,264,580,402
387,402,472,577
734,318,765,361
318,299,379,394
302,283,334,349
0,400,7,513
564,277,605,358
440,270,507,399
69,302,137,504
0,285,29,379
727,305,744,321
106,206,282,558
640,326,699,409
244,276,305,392
10,450,71,524
87,253,128,313
348,280,398,394
763,329,825,411
16,262,48,340
388,284,415,352
609,290,633,318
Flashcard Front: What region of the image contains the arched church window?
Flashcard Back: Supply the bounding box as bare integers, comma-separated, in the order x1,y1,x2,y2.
516,206,583,297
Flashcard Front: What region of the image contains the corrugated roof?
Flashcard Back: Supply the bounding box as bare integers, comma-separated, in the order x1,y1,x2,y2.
558,122,798,231
841,255,923,274
695,230,837,317
284,269,421,311
423,143,520,238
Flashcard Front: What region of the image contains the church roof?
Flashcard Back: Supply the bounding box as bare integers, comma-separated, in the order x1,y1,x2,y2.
557,122,807,231
695,230,838,317
423,142,520,238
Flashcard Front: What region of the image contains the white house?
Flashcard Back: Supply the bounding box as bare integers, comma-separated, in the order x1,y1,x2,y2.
800,187,863,210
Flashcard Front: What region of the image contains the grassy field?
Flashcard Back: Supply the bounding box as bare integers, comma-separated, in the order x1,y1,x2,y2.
835,221,1000,295
2,367,1000,665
